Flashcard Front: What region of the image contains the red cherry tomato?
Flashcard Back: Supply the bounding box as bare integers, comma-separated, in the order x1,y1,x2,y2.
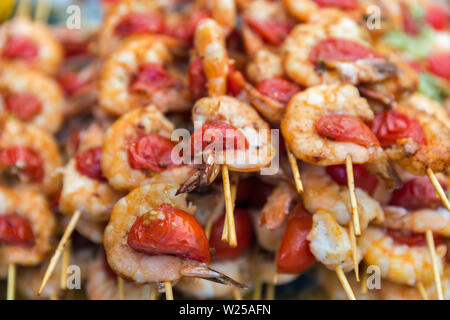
256,78,301,104
190,121,249,155
128,133,178,172
114,13,165,37
244,16,292,46
316,114,380,147
188,57,207,100
2,36,38,62
127,204,210,263
276,204,315,274
227,65,243,97
426,53,450,81
75,146,106,181
57,72,90,97
0,213,35,247
386,228,442,247
0,146,44,182
209,209,254,260
313,0,358,9
401,3,420,35
371,111,426,148
425,6,449,30
5,92,42,121
326,164,378,194
235,176,274,207
309,38,378,64
130,63,174,95
390,176,447,210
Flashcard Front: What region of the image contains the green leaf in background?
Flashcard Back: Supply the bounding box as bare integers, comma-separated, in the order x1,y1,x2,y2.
383,28,434,59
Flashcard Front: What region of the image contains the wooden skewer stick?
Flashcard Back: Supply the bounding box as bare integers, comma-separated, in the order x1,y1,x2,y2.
7,263,16,300
361,265,368,295
285,141,303,193
349,221,359,282
221,171,239,241
35,0,50,22
252,274,262,300
221,165,237,247
426,229,444,300
346,155,361,236
165,281,173,300
15,0,30,18
118,276,125,300
417,282,428,300
49,293,58,300
265,283,275,300
232,288,242,300
38,209,81,295
336,267,356,300
60,239,71,290
149,284,157,300
426,168,450,211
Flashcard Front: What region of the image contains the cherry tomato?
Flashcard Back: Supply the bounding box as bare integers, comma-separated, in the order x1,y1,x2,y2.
316,114,380,147
401,3,420,35
114,13,165,37
128,133,178,172
127,204,210,263
190,121,249,155
5,92,42,121
188,57,207,100
209,209,254,260
244,16,292,46
426,53,450,81
235,176,274,207
0,146,44,182
390,176,447,210
75,146,106,181
130,63,174,95
227,65,243,97
425,6,448,30
313,0,358,9
371,111,426,148
57,72,90,97
0,213,35,247
256,78,301,104
276,204,315,274
326,164,378,194
386,228,442,247
2,36,38,62
309,38,378,64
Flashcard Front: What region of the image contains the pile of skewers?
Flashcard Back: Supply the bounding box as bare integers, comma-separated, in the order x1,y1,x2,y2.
0,0,449,300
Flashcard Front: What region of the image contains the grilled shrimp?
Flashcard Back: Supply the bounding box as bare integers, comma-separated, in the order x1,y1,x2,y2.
246,49,284,84
0,62,64,134
104,182,243,287
381,206,450,237
101,105,196,190
99,35,189,116
359,227,446,286
302,164,383,230
281,84,398,188
60,123,124,222
281,12,397,87
0,18,63,74
384,96,450,175
0,186,56,265
87,251,154,300
307,210,361,272
259,182,297,229
251,210,286,252
62,215,106,245
0,118,62,195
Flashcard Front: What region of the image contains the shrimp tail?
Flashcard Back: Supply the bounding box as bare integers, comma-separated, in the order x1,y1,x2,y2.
181,264,248,289
366,151,401,190
176,162,220,195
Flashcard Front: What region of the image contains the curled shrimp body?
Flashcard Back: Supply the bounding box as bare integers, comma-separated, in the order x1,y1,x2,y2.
87,251,153,300
0,18,63,74
101,105,195,190
60,123,124,222
246,49,284,84
192,95,275,171
282,0,319,22
99,35,189,116
381,206,450,237
302,165,382,231
194,18,229,96
0,118,62,195
359,227,446,286
0,62,64,134
307,209,360,272
62,215,106,244
251,210,286,252
281,12,395,87
0,186,56,266
281,84,397,187
386,96,450,175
